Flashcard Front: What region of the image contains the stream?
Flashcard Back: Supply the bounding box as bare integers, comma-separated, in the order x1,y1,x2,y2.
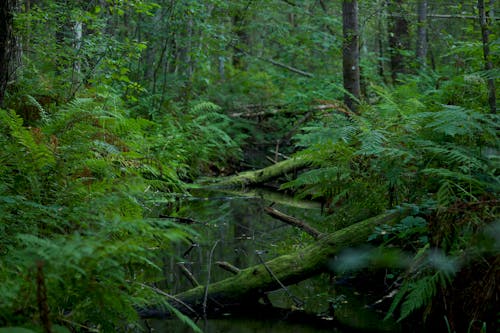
145,188,404,333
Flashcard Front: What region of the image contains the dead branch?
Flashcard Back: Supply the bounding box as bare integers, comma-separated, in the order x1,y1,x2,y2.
264,206,324,240
216,261,241,275
177,262,199,287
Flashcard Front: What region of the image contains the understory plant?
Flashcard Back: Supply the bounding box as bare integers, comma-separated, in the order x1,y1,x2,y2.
284,80,499,329
0,92,237,331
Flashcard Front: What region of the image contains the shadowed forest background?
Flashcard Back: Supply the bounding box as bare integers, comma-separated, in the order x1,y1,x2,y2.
0,0,498,332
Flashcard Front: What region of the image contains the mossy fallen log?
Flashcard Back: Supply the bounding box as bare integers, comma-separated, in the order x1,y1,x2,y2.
140,207,410,318
198,157,312,188
211,187,321,210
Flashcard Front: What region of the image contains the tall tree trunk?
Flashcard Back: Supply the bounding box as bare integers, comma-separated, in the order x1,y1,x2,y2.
232,10,249,70
388,0,410,82
0,0,16,107
342,0,361,113
478,0,497,114
377,5,386,83
416,0,428,68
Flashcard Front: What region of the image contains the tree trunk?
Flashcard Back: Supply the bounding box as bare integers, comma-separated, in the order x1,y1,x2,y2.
140,208,410,317
0,0,16,107
388,0,410,82
342,0,361,113
478,0,497,114
199,157,312,188
232,9,249,70
416,0,428,68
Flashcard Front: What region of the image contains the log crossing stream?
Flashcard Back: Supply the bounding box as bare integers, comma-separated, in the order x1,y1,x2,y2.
144,188,404,332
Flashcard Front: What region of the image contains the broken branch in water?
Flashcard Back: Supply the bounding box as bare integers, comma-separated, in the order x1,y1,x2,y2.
264,206,324,240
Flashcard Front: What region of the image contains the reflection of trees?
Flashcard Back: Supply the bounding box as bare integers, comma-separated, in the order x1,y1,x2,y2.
231,198,259,268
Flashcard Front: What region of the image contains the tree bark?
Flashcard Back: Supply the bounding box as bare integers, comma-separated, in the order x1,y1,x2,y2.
416,0,428,68
139,208,410,317
342,0,361,113
0,0,16,107
232,7,249,70
478,0,497,114
388,0,410,82
199,157,312,188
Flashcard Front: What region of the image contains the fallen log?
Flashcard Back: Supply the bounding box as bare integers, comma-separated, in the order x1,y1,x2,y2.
139,207,410,318
211,187,321,209
198,157,312,188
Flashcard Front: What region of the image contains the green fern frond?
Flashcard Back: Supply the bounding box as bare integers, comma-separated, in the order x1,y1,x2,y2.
25,94,48,122
399,274,438,321
190,101,221,115
0,109,55,171
414,105,499,138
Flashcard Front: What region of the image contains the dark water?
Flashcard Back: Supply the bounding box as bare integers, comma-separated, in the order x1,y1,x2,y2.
147,188,401,333
146,316,340,333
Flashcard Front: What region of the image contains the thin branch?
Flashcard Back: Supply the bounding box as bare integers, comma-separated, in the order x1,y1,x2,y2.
256,55,314,77
135,282,199,317
203,240,220,316
389,13,476,19
255,250,304,307
232,45,314,78
264,206,324,240
177,262,200,287
216,261,241,275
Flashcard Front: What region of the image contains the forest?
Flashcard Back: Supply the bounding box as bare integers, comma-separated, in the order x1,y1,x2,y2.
0,0,498,332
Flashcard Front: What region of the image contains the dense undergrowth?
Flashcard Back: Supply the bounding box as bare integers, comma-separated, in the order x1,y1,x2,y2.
0,0,498,332
0,91,242,331
283,75,499,330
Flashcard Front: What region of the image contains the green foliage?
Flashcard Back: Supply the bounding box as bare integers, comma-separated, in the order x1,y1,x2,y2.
0,90,241,330
287,80,498,323
2,0,498,330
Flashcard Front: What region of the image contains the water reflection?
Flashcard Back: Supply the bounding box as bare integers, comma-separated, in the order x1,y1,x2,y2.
147,316,341,333
151,188,401,332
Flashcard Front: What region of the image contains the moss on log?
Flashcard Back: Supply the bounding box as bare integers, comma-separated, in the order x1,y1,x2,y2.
199,158,312,188
140,208,410,318
212,187,321,210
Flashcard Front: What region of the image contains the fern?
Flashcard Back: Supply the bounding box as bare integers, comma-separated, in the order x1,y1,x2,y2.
414,105,499,139
398,274,439,321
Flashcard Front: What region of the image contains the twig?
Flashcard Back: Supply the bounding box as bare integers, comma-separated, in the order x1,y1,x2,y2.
232,45,314,78
255,251,304,307
135,282,199,317
279,110,315,145
57,317,100,333
264,206,324,240
203,240,220,316
183,241,199,258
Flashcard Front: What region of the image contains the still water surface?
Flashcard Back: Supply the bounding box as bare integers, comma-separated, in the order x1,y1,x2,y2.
148,188,401,333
